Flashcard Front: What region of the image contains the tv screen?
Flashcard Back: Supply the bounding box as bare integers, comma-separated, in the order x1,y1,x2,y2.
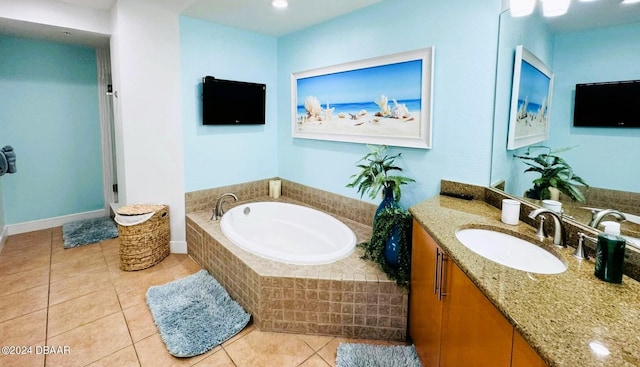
202,76,266,125
574,80,640,127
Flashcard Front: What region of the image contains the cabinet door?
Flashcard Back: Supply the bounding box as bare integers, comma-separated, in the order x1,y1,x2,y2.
440,261,513,367
410,220,443,367
512,330,548,367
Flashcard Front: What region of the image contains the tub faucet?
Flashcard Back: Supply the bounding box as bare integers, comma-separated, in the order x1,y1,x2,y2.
212,193,238,220
588,209,626,229
529,208,566,247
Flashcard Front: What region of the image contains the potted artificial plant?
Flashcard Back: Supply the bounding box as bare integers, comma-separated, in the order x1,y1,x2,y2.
346,144,415,287
514,145,588,203
346,144,415,214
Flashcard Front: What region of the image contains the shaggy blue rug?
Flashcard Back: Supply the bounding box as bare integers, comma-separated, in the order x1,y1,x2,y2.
146,269,251,357
336,343,422,367
62,216,119,249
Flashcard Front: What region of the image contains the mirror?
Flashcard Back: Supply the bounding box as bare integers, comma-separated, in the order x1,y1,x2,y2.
490,5,640,232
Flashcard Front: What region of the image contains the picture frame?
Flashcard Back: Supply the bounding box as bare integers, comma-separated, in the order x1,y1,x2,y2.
291,48,434,149
507,45,554,150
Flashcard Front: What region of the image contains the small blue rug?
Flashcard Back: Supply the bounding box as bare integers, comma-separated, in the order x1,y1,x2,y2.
62,216,119,249
146,269,251,357
336,343,422,367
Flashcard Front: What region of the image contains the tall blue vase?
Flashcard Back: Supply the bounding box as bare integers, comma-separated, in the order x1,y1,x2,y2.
375,187,397,221
384,225,401,267
374,186,401,268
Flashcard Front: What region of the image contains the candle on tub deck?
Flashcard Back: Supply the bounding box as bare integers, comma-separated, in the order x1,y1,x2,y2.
272,180,281,199
269,180,274,197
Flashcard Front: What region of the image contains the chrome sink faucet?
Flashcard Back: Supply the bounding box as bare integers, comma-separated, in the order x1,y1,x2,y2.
212,193,238,220
588,209,626,228
529,208,566,247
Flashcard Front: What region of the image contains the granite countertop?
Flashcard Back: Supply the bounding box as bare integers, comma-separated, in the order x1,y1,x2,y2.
410,195,640,367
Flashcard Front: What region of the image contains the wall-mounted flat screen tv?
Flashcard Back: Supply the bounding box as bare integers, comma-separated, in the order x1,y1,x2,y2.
202,76,266,125
574,79,640,128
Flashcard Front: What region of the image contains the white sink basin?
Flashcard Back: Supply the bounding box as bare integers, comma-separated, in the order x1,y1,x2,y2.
455,228,567,274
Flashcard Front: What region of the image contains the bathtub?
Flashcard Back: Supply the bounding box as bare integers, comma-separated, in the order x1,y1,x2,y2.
219,201,356,265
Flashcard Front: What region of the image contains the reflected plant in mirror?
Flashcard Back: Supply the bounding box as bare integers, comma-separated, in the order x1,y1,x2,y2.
514,145,588,202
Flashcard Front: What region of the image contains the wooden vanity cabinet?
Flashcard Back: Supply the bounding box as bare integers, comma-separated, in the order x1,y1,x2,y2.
410,219,546,367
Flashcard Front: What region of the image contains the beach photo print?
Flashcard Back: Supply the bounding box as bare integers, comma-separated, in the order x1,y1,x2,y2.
507,45,554,150
291,48,434,149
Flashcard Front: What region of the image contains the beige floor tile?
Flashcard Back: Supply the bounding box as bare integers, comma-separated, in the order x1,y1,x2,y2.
48,269,113,306
299,335,335,351
85,346,140,367
45,312,132,367
192,349,236,367
0,266,50,297
114,272,175,310
0,309,47,346
49,254,109,283
134,333,216,367
0,251,50,275
5,229,52,246
299,354,332,367
316,338,347,367
50,242,103,264
0,341,45,367
224,330,315,367
47,288,121,337
0,284,49,323
123,303,158,342
222,324,256,347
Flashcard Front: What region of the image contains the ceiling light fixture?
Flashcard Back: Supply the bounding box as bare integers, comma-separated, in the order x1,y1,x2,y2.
271,0,288,9
510,0,536,16
542,0,571,16
509,0,573,17
622,0,640,4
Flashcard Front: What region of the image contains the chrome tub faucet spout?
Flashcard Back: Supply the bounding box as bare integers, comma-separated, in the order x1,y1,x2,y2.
212,193,238,220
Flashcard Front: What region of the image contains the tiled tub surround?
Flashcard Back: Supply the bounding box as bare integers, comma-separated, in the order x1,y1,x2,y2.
185,180,408,341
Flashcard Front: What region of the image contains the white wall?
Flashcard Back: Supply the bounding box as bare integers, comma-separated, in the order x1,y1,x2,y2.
110,0,186,251
0,0,110,35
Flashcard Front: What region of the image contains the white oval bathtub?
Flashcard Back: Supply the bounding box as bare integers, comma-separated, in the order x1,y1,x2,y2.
219,202,356,265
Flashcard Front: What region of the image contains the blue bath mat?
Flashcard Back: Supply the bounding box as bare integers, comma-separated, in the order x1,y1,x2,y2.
62,216,119,249
146,269,251,357
336,343,422,367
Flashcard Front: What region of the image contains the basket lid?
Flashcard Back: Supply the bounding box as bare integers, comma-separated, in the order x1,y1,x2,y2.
116,204,165,216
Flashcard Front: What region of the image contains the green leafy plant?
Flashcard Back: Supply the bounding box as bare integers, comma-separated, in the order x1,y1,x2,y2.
346,144,415,204
514,145,588,202
359,207,412,288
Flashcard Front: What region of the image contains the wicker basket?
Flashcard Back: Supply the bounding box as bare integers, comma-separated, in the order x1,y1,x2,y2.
116,204,170,271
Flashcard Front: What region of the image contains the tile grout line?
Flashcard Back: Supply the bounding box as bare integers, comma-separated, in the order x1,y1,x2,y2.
44,228,53,367
102,240,144,366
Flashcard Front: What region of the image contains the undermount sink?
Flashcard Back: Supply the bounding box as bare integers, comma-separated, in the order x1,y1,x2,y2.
455,228,567,274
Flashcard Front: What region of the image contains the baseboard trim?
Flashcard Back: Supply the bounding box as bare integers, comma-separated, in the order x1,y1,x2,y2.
6,209,108,236
170,240,187,254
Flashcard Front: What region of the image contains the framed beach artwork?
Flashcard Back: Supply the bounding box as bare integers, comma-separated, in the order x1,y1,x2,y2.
291,48,434,149
507,45,554,150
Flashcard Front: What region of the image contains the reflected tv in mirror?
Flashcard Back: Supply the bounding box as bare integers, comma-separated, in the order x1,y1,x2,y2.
202,76,266,125
574,80,640,128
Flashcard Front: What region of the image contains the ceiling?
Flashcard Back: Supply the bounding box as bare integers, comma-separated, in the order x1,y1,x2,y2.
543,0,640,33
1,0,639,48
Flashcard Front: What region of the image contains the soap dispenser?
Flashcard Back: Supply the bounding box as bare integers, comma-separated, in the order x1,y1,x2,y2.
594,222,626,283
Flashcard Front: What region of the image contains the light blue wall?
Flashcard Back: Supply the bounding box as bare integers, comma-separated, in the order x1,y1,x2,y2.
180,17,279,192
549,22,640,192
491,11,554,196
277,0,501,208
0,36,103,224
